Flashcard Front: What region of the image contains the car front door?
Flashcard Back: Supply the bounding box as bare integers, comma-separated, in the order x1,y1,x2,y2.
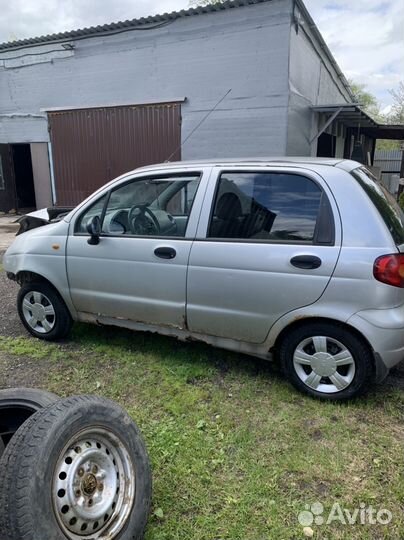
186,166,341,343
66,168,208,328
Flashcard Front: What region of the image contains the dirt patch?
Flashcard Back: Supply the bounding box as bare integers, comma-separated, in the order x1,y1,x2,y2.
0,351,54,390
384,363,404,390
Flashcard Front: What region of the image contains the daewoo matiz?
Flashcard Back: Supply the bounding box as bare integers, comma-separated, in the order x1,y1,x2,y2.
4,158,404,400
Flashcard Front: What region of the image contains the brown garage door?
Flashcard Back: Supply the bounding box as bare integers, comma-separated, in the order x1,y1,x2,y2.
48,102,181,206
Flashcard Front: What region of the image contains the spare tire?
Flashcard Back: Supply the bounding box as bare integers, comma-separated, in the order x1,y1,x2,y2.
0,395,152,540
0,387,58,455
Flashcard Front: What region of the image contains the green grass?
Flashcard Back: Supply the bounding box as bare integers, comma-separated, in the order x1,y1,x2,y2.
1,325,404,539
0,336,66,360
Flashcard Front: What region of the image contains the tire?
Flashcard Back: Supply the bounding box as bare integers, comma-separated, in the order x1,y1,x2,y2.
0,395,152,540
279,322,375,401
17,281,73,341
0,387,59,454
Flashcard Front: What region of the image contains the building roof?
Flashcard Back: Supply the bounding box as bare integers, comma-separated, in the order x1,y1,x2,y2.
0,0,278,51
312,104,404,140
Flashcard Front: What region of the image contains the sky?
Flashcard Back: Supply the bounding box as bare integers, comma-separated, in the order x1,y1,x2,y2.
0,0,402,110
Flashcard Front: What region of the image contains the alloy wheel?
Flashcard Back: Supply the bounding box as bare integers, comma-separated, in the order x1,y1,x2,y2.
293,335,356,394
21,291,56,333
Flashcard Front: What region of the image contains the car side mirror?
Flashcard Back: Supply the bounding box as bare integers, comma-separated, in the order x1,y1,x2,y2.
87,215,101,245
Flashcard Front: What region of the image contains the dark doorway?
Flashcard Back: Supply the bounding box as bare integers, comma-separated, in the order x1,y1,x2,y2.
0,144,16,212
317,133,336,158
11,144,36,211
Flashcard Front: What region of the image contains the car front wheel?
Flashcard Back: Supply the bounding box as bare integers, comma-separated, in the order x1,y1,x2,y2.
17,281,72,341
279,322,375,400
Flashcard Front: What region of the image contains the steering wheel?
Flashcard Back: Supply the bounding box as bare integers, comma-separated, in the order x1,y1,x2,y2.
128,204,161,235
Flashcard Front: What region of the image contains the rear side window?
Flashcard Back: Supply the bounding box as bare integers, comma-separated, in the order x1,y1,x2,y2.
208,172,327,243
351,167,404,246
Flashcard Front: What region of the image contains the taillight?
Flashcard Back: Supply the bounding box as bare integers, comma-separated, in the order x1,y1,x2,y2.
373,254,404,287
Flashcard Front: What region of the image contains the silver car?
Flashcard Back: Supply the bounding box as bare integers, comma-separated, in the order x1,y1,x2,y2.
4,158,404,400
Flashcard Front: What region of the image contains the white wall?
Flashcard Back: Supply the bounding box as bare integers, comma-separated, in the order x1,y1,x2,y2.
30,143,53,208
0,1,292,159
286,7,352,156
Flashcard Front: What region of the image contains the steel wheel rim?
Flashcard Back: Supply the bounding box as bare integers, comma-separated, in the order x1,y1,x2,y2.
293,336,356,394
22,291,56,333
53,427,135,539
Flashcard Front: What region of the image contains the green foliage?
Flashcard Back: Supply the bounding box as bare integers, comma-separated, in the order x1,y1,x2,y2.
349,80,383,121
350,80,404,149
376,139,401,151
350,81,379,111
389,81,404,124
399,192,404,210
0,336,65,360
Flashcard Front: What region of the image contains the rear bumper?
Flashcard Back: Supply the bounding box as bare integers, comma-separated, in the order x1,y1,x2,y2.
348,304,404,376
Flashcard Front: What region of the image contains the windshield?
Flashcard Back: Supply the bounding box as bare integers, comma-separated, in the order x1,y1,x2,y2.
351,167,404,246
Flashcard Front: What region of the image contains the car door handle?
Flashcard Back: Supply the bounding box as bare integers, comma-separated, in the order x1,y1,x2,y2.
290,255,322,270
154,247,177,260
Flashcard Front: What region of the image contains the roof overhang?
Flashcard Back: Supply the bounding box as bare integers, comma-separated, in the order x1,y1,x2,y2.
0,0,289,52
312,104,404,140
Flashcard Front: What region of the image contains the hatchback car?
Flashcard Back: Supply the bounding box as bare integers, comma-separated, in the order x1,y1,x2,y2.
4,158,404,400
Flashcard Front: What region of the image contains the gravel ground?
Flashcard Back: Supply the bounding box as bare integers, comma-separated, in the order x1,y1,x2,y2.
0,251,54,389
0,254,25,338
0,216,19,252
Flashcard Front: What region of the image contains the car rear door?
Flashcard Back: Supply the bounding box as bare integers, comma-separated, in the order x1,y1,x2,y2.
186,166,342,343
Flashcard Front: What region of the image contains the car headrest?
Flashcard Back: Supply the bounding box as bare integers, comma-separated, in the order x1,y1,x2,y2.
215,192,242,220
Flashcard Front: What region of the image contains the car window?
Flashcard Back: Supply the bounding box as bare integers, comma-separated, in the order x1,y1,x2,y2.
100,175,200,237
208,172,323,242
166,180,199,216
351,167,404,246
75,194,108,233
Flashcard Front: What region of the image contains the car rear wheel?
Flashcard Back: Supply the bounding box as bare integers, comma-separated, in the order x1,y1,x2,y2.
279,322,375,400
17,282,73,341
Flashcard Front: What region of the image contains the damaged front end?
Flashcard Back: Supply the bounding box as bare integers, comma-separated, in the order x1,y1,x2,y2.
16,207,74,236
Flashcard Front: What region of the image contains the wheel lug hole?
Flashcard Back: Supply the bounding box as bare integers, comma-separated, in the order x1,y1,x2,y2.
98,483,104,491
92,465,98,474
78,468,84,477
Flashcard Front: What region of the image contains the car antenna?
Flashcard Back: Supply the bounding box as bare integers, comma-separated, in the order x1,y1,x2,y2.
165,88,232,162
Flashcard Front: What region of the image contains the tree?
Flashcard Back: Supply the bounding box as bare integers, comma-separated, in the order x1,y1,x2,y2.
348,81,403,151
389,82,404,124
378,81,404,150
349,80,383,121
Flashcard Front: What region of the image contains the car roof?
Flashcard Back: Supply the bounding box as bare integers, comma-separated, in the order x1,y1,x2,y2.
134,157,360,173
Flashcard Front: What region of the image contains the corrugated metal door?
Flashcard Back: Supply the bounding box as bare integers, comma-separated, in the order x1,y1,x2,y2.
48,103,182,206
0,144,16,213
